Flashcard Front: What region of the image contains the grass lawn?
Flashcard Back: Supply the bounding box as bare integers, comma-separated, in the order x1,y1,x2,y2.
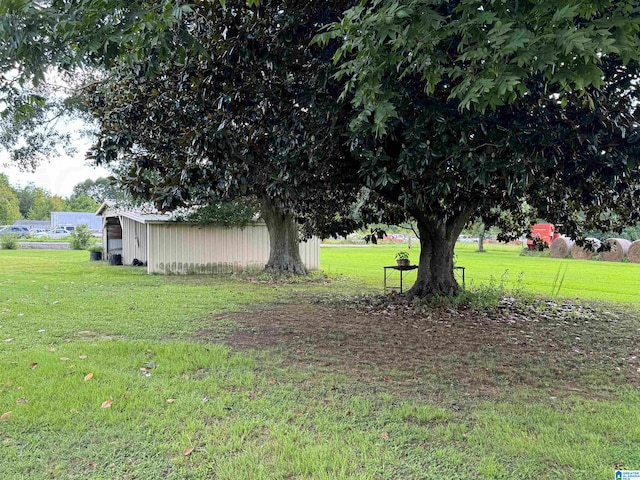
321,243,640,304
1,248,639,479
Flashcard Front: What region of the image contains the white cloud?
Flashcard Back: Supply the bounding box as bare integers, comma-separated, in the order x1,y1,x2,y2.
2,141,111,197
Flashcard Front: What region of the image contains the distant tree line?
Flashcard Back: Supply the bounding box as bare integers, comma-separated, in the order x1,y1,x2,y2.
0,174,120,224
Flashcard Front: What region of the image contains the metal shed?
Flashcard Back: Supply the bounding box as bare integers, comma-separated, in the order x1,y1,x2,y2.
96,203,320,274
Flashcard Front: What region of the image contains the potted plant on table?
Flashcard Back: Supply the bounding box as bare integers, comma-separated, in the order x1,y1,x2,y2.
395,251,410,267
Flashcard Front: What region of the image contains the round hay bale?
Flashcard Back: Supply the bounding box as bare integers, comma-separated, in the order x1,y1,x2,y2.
600,238,631,262
571,238,601,260
628,240,640,264
550,237,574,258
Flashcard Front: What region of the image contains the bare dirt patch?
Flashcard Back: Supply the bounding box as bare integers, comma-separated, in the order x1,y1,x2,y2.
197,297,640,399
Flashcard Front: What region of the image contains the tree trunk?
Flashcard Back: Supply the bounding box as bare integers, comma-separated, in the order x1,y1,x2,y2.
477,226,485,252
260,197,308,275
407,210,472,298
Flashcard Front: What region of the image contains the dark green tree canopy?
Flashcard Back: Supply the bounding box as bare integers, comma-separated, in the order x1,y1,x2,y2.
0,0,196,169
318,0,640,296
323,0,640,119
86,0,363,239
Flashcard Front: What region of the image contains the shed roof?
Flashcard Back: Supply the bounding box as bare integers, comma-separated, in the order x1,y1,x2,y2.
98,202,263,225
97,201,171,223
119,211,173,224
96,200,116,216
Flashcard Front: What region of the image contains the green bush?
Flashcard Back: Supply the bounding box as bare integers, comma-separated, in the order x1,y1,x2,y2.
186,199,258,227
69,224,92,250
0,233,19,250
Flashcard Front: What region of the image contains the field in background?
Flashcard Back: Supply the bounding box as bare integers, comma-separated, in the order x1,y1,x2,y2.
321,242,639,303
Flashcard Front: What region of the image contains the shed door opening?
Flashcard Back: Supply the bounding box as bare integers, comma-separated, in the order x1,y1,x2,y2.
105,217,123,260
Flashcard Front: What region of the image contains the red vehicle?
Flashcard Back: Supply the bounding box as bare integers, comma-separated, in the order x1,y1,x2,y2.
527,223,561,250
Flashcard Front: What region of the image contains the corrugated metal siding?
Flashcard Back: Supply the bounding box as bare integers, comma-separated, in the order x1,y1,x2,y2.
145,222,319,275
147,223,267,274
120,217,147,265
299,236,320,270
107,238,123,255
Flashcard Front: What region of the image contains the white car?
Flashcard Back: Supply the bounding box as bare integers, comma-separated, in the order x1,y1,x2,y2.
34,228,72,239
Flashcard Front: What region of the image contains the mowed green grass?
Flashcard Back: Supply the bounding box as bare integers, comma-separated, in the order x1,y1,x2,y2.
321,243,640,303
1,249,639,479
0,251,384,479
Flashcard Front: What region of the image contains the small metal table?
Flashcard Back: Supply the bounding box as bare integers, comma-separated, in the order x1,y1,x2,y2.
454,266,466,287
383,265,466,293
383,265,419,293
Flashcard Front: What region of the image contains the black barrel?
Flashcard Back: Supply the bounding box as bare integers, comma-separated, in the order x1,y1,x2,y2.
109,254,122,265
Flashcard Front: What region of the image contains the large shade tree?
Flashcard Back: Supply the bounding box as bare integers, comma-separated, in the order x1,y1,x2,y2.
318,0,640,297
1,0,364,274
85,0,362,274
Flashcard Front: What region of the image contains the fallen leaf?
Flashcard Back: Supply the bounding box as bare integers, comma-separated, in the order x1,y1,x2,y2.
60,357,70,361
79,355,87,360
1,411,12,421
184,447,194,456
182,374,190,380
88,461,97,470
4,338,13,342
101,399,112,408
16,398,28,404
48,346,56,352
84,373,94,382
166,398,176,403
268,379,277,385
30,363,38,370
